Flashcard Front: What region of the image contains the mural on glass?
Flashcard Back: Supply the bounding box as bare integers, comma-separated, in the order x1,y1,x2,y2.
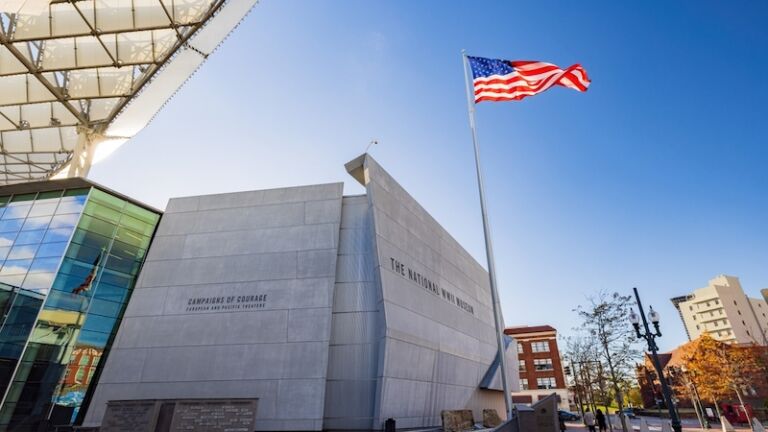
0,187,159,431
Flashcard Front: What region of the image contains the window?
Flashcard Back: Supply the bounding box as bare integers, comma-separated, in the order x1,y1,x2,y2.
534,359,554,371
734,301,738,306
696,325,700,330
738,310,742,315
520,379,529,390
714,299,719,305
531,341,549,353
519,360,526,372
693,316,697,321
517,343,524,354
710,311,714,317
689,306,693,311
537,377,556,389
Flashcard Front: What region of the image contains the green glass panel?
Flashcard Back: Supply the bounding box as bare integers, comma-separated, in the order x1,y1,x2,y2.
69,228,111,253
83,201,122,225
0,196,10,205
76,215,116,239
97,270,133,290
57,258,98,280
82,315,117,334
88,189,125,212
10,194,36,203
64,188,90,197
104,254,141,276
87,298,122,318
42,291,87,313
77,330,109,349
123,202,159,225
37,191,62,200
118,214,155,237
91,283,130,304
115,226,151,250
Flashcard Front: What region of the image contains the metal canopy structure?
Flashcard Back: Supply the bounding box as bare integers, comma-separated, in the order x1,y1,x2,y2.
0,0,257,185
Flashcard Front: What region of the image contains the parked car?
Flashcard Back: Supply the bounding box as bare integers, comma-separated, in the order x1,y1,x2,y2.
558,410,581,421
620,408,637,419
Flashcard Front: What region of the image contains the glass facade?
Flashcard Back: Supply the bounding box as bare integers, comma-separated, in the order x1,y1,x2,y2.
0,185,159,431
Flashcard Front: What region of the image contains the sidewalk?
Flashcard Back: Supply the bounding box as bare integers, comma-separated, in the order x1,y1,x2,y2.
562,421,756,432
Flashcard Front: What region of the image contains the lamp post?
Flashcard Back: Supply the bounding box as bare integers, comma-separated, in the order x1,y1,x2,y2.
628,287,682,432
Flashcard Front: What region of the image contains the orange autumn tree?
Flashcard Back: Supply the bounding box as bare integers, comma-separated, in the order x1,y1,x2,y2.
680,334,761,419
680,335,731,417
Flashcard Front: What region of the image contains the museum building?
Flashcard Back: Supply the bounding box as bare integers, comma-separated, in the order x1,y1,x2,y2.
0,155,518,431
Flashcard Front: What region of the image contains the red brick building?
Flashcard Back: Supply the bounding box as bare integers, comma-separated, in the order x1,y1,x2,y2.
505,325,568,409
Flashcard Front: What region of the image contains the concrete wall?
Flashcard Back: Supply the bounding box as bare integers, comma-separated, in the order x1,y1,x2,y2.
83,184,344,431
347,155,517,429
323,195,383,430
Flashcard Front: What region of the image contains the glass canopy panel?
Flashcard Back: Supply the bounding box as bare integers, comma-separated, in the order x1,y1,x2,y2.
0,0,258,184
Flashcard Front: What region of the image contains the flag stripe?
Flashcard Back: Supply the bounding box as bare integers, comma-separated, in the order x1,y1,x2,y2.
468,56,590,103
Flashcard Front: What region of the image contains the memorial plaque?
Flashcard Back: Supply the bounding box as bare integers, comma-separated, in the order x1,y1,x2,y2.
170,399,258,432
102,400,159,432
101,398,257,432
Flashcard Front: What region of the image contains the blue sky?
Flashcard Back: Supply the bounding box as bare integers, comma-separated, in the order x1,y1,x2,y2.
89,1,768,351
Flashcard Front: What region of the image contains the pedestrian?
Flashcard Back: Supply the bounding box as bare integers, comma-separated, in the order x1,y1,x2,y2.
595,409,607,432
584,408,596,432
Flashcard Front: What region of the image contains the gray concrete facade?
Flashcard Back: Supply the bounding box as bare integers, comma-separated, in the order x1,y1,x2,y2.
84,184,344,431
86,155,517,431
344,155,517,429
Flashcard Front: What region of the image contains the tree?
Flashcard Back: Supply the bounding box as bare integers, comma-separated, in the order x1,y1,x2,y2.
575,291,640,432
680,334,762,419
626,386,643,408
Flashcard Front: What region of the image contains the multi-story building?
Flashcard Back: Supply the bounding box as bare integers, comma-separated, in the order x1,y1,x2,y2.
671,275,768,345
505,325,568,409
0,179,160,431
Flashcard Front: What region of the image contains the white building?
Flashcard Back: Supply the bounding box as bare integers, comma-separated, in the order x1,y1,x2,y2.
671,275,768,345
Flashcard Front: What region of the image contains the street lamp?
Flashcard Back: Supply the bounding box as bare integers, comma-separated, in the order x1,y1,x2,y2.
629,287,682,432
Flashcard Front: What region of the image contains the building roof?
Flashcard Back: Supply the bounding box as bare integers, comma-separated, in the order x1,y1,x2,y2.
0,176,161,213
0,0,257,184
504,325,557,335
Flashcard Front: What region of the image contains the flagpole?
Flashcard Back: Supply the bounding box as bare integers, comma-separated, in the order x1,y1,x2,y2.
461,49,513,419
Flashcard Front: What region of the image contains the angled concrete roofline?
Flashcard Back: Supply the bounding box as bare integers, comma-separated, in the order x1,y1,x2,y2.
344,153,368,185
0,177,162,214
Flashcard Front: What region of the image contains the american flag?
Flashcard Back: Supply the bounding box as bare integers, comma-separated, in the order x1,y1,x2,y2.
468,56,590,103
72,253,101,295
